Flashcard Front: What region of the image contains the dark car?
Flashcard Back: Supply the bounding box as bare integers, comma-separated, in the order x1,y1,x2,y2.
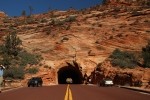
28,77,43,87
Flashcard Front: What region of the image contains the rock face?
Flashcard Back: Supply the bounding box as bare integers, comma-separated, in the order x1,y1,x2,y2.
89,60,150,88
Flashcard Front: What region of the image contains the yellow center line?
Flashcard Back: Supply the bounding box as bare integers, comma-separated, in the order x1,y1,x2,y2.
64,84,73,100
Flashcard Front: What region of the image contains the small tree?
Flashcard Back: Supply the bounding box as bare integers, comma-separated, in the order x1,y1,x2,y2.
21,10,26,17
29,6,34,16
142,42,150,68
2,31,22,57
0,55,11,67
18,51,41,66
21,10,26,23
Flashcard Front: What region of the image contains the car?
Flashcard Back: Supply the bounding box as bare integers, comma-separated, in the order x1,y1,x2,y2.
66,78,73,84
99,79,114,87
27,77,43,87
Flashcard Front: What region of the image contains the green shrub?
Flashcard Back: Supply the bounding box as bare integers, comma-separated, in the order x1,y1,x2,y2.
26,67,39,74
142,42,150,68
0,55,11,67
109,49,137,68
40,19,47,23
0,31,42,80
18,51,42,66
25,17,36,24
51,18,65,26
65,15,77,22
4,67,25,79
0,31,22,67
57,20,65,25
1,31,22,57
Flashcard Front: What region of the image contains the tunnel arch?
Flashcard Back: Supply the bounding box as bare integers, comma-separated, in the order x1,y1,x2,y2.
57,65,83,84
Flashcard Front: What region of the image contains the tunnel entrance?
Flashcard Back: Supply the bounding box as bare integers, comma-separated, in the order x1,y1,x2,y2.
57,61,83,84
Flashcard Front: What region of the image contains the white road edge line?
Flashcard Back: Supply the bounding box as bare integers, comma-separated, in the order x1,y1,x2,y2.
3,87,23,92
139,92,150,95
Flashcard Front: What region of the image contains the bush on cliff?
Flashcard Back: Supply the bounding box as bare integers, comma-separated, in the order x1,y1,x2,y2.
142,42,150,68
0,29,42,79
109,49,137,69
3,67,24,79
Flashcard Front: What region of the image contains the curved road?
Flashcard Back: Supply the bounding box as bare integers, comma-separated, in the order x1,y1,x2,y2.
0,85,149,100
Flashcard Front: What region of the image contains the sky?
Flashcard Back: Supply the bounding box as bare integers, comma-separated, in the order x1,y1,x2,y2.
0,0,102,17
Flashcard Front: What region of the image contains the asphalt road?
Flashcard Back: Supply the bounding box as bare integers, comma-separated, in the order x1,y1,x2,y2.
0,85,149,100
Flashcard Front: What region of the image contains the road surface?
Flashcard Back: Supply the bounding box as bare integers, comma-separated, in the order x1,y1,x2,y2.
0,85,149,100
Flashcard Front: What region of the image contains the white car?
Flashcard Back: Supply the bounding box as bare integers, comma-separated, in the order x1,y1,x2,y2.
104,80,113,86
66,78,73,84
99,79,114,86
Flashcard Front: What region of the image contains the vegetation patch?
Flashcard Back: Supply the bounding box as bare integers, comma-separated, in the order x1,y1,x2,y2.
18,51,42,67
4,67,25,79
65,15,77,22
26,67,39,74
0,28,42,79
51,18,65,26
109,49,137,69
142,42,150,68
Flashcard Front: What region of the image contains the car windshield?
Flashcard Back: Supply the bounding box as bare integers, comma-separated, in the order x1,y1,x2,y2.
105,78,111,80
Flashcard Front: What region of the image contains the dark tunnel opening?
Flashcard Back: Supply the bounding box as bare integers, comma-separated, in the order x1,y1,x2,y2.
57,66,83,84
